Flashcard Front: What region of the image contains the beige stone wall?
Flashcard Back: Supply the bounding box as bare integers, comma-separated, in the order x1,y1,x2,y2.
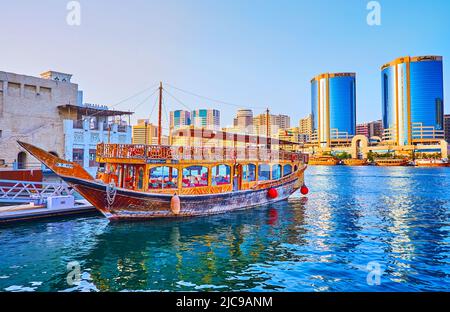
0,71,78,168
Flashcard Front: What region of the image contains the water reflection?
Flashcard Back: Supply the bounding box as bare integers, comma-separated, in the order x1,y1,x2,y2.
0,166,449,291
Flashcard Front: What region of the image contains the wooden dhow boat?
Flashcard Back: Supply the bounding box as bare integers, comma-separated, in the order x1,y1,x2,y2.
374,158,409,166
342,158,368,166
16,84,307,221
415,159,449,167
308,155,340,166
17,141,307,221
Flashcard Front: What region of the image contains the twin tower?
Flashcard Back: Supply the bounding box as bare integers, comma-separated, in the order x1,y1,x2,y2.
311,55,444,148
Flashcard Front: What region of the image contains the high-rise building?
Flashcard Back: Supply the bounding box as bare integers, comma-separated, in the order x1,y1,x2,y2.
445,114,450,143
381,55,444,145
233,109,253,133
299,114,313,141
132,119,168,145
253,113,290,137
311,73,356,147
191,109,220,130
356,120,383,138
169,110,191,129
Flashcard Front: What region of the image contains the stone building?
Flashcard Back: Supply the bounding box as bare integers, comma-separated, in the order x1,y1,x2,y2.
0,70,132,175
0,70,78,168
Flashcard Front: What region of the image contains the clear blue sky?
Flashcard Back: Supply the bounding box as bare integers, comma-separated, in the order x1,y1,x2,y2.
1,0,449,127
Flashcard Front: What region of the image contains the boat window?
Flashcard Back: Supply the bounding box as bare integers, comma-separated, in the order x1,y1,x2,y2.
182,166,208,188
138,167,144,189
258,164,271,181
294,165,298,172
283,164,292,176
211,164,231,185
149,166,178,189
272,164,282,180
243,164,256,182
124,165,135,189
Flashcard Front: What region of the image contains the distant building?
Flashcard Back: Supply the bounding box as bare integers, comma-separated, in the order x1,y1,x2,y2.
60,103,132,176
445,114,450,143
192,109,220,130
233,109,254,133
356,120,383,138
381,55,444,145
278,127,303,150
311,72,356,148
253,113,290,137
132,119,168,145
169,110,191,129
299,114,313,141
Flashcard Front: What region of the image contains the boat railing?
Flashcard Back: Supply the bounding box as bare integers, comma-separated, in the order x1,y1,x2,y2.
96,143,303,162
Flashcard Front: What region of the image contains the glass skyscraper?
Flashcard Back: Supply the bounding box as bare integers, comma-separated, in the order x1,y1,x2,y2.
310,73,356,147
381,56,444,146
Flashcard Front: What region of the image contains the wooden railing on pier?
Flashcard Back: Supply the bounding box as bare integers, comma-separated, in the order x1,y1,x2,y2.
96,143,303,163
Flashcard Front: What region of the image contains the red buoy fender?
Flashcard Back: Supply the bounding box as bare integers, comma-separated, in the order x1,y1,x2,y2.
171,193,181,215
267,188,278,199
300,185,309,195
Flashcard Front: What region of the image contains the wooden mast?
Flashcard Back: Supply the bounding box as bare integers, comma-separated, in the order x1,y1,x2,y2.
266,108,270,149
158,81,163,145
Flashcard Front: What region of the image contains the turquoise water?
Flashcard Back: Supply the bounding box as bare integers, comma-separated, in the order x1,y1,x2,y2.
0,166,449,291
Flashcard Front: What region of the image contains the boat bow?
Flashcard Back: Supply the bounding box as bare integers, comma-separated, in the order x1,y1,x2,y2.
16,141,94,181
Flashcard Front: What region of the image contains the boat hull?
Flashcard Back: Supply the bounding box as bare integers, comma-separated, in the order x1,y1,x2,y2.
65,171,303,221
415,162,449,167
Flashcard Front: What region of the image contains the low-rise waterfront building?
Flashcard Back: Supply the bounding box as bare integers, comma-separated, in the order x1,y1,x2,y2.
445,114,450,143
60,103,132,176
356,120,383,139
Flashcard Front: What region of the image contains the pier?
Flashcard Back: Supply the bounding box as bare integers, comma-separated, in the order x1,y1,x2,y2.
0,179,96,223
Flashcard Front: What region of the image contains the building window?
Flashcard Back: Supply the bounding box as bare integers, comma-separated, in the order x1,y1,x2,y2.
89,149,97,167
39,87,51,100
73,148,84,166
17,152,27,169
7,82,21,97
24,84,37,98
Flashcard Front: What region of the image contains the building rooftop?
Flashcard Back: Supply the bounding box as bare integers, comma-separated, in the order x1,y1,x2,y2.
58,104,134,117
310,72,356,83
381,55,443,70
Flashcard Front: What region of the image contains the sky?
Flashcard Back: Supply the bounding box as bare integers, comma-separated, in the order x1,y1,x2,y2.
1,0,449,128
